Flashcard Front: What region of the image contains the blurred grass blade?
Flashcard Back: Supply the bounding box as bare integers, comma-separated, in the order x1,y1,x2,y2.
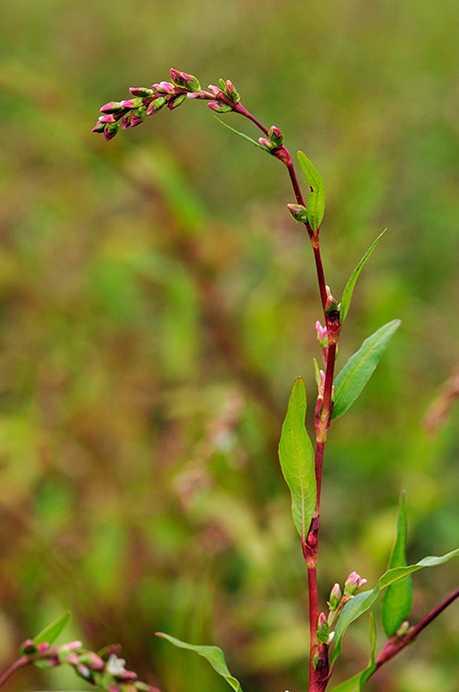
156,633,243,692
297,151,325,232
278,377,316,537
214,117,267,151
331,547,459,664
33,612,71,645
382,493,413,637
340,229,386,323
329,614,377,691
332,320,401,420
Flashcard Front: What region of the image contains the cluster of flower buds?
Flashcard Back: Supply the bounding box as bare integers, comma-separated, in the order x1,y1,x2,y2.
207,79,240,112
93,69,244,142
19,639,159,692
259,125,284,152
314,572,369,648
92,69,202,141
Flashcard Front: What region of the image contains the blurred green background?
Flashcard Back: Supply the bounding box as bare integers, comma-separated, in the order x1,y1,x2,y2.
0,1,457,691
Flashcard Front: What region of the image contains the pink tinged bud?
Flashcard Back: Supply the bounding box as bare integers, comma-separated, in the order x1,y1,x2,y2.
103,124,119,141
315,320,328,345
287,203,308,223
115,670,138,682
316,612,330,644
121,113,132,128
98,114,118,123
129,87,155,97
328,583,342,610
258,137,275,150
20,639,37,655
207,101,232,113
119,97,144,109
223,79,240,103
79,652,105,671
146,97,166,115
65,641,83,650
153,81,175,95
92,121,106,133
344,571,367,596
37,642,51,653
325,294,339,314
207,84,221,96
100,102,126,114
76,664,93,681
167,93,187,111
169,69,201,92
130,108,146,127
268,125,284,146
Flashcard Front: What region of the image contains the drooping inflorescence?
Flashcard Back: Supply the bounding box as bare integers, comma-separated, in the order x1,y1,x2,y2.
92,69,240,141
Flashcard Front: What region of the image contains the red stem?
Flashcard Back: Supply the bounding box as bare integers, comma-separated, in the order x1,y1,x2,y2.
0,657,29,689
374,587,459,672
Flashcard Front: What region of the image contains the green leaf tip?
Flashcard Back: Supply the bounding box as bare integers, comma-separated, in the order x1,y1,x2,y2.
278,377,316,537
214,116,267,151
340,229,387,323
332,319,401,420
382,493,413,637
155,633,243,692
297,151,325,232
33,612,71,646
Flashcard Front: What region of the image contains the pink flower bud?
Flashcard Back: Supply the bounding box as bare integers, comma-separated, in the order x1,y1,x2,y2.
100,102,125,114
207,84,221,97
344,571,367,596
268,126,284,146
207,101,232,113
315,321,328,345
153,81,175,95
328,583,342,610
167,94,187,111
146,97,166,115
169,69,201,92
129,87,155,97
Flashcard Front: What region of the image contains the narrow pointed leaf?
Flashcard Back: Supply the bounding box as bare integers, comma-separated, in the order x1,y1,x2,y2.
340,229,386,323
382,493,413,637
332,320,401,420
297,151,325,232
156,633,243,692
359,613,377,690
33,612,71,645
329,615,377,692
214,117,267,151
332,547,459,664
278,377,316,537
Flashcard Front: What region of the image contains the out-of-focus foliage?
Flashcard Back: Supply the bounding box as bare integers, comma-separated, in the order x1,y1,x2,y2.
0,1,457,691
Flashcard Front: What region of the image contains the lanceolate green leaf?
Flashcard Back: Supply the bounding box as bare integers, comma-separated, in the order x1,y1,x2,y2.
340,229,386,323
214,116,267,151
382,493,413,637
156,633,243,692
329,614,377,692
297,151,325,232
278,377,316,537
331,547,459,664
332,320,401,420
33,612,71,646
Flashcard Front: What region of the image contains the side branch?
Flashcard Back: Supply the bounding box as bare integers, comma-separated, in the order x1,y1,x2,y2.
374,587,459,673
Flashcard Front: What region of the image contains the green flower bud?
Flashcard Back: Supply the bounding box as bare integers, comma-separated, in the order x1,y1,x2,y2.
287,204,308,223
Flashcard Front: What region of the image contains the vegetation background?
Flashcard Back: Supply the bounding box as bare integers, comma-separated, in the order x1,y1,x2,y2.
0,1,457,691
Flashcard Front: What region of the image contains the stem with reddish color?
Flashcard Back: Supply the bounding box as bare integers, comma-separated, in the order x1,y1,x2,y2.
372,587,459,675
230,99,338,691
0,657,28,688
